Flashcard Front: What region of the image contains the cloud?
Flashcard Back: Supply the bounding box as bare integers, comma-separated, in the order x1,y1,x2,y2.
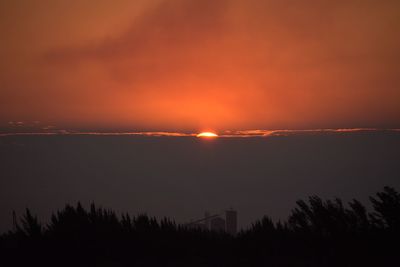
1,127,399,138
2,0,400,130
226,128,383,137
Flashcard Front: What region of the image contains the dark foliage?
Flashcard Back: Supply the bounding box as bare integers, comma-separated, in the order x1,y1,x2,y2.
1,187,399,266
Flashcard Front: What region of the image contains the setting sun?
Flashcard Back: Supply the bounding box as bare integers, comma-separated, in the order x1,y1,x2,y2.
196,132,218,138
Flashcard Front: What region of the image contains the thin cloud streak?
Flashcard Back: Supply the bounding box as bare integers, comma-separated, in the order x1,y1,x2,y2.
228,128,382,137
1,128,399,138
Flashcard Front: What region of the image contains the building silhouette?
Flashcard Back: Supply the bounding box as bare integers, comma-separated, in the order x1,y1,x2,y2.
187,209,237,235
210,217,225,232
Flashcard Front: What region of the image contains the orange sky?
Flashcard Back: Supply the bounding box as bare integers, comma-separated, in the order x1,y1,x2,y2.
1,0,400,132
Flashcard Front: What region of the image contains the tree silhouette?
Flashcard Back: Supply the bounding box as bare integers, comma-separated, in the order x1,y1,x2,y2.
18,208,42,238
1,186,399,266
370,186,400,231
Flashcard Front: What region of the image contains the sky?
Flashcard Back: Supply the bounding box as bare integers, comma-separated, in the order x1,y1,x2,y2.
1,0,400,132
1,1,400,233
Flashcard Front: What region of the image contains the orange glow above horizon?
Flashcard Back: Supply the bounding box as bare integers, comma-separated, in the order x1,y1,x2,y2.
1,0,400,131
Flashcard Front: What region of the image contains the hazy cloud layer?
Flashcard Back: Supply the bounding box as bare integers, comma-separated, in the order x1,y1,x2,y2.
1,0,400,130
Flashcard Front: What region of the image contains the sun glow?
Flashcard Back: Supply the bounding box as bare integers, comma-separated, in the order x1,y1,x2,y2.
197,132,218,138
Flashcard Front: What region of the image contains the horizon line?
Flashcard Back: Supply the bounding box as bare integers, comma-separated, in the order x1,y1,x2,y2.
1,128,400,138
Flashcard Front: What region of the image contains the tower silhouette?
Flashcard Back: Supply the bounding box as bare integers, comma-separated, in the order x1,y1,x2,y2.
225,209,237,235
12,210,17,232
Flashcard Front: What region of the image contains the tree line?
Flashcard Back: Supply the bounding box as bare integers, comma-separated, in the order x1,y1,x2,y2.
1,186,399,266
